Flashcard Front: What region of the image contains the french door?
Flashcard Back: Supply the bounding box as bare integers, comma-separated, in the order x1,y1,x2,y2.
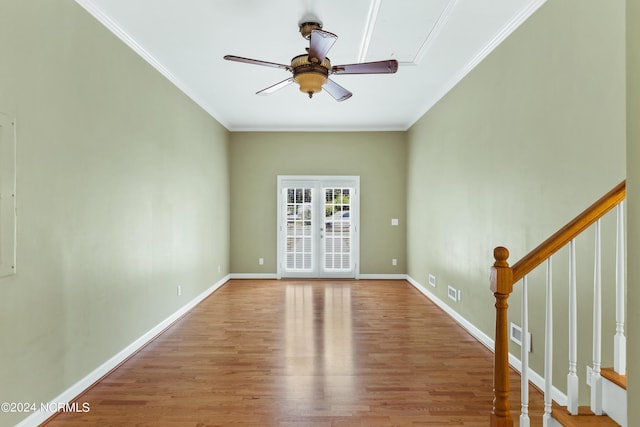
277,176,359,279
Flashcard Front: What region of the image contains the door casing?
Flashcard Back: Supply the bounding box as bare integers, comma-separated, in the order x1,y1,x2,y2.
277,175,360,279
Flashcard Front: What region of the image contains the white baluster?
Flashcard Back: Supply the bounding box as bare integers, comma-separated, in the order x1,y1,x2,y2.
567,239,579,415
615,202,626,375
543,257,553,427
591,219,603,415
520,276,530,427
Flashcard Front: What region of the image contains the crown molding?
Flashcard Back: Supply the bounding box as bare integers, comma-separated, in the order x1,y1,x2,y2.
408,0,548,128
74,0,230,129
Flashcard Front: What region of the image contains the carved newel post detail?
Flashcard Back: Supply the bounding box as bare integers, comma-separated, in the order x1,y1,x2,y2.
490,246,514,426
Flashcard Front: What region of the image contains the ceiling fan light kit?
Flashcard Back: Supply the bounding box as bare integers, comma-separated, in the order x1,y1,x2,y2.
291,54,330,98
224,21,398,102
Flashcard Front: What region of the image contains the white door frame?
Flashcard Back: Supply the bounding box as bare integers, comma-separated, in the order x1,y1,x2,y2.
276,175,360,279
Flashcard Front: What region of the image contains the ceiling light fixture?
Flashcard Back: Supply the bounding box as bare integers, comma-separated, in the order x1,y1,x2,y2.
291,54,331,98
224,20,398,101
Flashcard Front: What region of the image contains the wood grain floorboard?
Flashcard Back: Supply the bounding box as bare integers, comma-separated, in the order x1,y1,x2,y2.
44,280,545,426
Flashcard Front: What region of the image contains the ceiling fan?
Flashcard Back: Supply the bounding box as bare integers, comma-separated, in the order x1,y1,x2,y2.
224,21,398,102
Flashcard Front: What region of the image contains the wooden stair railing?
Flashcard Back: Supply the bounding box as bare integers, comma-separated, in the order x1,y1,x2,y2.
489,180,626,426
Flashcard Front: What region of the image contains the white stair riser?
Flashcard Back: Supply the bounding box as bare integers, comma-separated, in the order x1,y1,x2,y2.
602,378,626,427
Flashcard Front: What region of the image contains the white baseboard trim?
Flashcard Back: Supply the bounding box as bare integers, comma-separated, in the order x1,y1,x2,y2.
406,275,494,350
508,352,568,407
229,273,406,280
406,275,568,407
16,274,231,427
230,273,278,279
358,274,408,280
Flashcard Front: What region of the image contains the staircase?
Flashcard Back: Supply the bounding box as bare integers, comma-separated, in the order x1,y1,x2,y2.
551,368,626,426
489,181,627,427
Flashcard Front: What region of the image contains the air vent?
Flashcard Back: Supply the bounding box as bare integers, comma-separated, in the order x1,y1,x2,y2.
510,322,532,352
428,274,436,287
447,285,459,302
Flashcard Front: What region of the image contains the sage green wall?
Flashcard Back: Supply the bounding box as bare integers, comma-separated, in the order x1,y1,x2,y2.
407,0,625,404
0,1,229,425
627,0,638,423
229,132,406,275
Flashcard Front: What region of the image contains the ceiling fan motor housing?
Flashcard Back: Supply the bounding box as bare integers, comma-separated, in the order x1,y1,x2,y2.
298,21,322,39
291,54,331,98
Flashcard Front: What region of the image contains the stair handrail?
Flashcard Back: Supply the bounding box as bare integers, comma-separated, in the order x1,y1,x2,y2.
489,180,626,426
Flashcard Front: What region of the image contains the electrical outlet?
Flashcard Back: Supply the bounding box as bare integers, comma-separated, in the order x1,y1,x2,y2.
218,264,221,273
258,258,264,265
428,274,436,287
391,218,399,226
392,258,397,266
177,285,182,296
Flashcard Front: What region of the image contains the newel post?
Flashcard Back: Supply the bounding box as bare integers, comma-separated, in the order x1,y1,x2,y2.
490,246,514,426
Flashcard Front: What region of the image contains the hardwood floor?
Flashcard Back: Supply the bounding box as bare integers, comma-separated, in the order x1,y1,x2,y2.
44,280,544,426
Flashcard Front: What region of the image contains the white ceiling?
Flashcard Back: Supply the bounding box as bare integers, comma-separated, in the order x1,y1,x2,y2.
75,0,546,131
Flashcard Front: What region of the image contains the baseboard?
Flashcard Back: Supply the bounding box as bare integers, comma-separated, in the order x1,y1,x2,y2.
508,352,568,407
358,274,408,280
229,273,405,280
406,275,568,407
230,273,278,279
17,274,231,427
406,275,495,350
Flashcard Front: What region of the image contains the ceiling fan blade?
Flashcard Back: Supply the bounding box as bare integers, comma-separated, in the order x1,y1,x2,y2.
323,79,352,102
256,77,295,96
332,59,399,75
224,55,290,70
308,29,337,63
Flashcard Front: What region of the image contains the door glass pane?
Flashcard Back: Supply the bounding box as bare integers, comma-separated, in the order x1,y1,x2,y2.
285,188,313,272
323,188,351,271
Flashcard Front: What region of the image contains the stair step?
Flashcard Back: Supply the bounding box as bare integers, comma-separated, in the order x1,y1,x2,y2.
552,404,620,426
602,367,627,389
